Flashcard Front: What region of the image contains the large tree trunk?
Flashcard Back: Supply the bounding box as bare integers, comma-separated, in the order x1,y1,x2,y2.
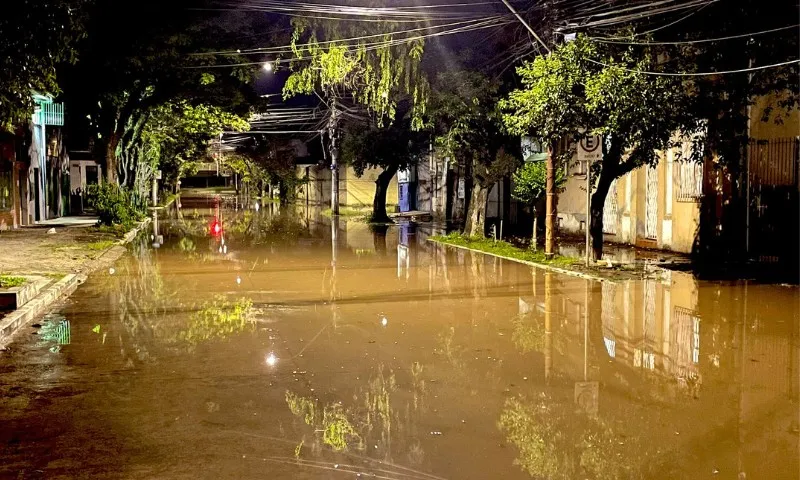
463,182,489,237
106,131,120,184
372,165,398,223
589,166,615,261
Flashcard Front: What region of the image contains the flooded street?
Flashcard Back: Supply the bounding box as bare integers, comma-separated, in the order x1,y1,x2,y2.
1,195,798,479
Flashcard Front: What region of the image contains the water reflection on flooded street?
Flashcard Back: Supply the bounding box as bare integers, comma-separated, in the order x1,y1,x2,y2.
1,195,798,479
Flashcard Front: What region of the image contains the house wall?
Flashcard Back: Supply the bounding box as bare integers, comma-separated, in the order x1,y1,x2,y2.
340,166,398,208
750,93,800,139
558,146,702,254
297,165,399,208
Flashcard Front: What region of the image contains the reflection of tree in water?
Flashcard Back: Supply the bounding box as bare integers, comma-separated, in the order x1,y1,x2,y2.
499,393,675,480
258,211,310,246
109,240,254,363
285,363,427,466
512,312,545,354
176,295,253,346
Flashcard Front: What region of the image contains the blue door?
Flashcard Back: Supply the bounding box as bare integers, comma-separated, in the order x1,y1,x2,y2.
399,183,411,212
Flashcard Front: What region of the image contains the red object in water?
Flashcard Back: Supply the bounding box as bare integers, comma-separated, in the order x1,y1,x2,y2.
210,220,222,236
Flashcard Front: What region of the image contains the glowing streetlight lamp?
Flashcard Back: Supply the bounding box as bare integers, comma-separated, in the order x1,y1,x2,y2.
263,61,273,73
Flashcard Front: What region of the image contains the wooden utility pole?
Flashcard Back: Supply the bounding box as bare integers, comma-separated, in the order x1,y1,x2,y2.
545,142,556,259
328,97,340,215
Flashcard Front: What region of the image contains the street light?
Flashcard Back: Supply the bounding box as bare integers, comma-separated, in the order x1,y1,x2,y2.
263,61,273,72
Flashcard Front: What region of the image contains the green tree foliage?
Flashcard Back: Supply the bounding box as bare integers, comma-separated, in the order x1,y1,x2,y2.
502,35,700,259
135,101,249,189
281,3,430,216
512,161,566,207
0,0,86,130
430,70,520,237
282,11,428,128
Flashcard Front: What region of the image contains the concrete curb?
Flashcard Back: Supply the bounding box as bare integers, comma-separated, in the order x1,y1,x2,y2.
0,217,149,350
427,239,613,283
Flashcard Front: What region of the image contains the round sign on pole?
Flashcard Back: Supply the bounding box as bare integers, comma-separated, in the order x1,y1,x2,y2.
580,136,600,153
577,135,603,162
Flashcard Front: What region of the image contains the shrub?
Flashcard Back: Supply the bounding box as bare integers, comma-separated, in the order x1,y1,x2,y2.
85,183,146,228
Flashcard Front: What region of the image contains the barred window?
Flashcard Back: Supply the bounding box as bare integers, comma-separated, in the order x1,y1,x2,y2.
676,142,703,202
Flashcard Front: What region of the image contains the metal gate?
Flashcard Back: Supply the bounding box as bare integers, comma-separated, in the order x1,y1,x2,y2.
747,138,799,263
603,179,618,234
645,166,658,239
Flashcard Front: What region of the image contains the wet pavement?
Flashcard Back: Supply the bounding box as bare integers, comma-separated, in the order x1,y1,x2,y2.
1,194,798,479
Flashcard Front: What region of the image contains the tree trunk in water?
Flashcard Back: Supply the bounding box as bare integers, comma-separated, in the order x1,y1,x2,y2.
463,183,489,237
589,167,615,261
372,165,398,223
106,132,120,184
372,224,389,254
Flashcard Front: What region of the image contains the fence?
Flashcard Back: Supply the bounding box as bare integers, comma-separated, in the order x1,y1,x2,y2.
748,137,799,187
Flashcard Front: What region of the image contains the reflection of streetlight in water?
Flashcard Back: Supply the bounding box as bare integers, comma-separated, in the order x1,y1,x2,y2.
265,352,278,367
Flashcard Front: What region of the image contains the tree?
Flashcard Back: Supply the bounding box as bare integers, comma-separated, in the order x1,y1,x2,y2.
502,35,701,259
340,111,426,222
0,0,86,130
62,0,260,186
512,160,566,246
233,135,306,203
430,70,520,237
666,0,799,260
281,7,429,215
134,101,249,191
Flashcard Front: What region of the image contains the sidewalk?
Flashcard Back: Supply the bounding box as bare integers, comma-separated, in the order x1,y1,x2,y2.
0,222,117,275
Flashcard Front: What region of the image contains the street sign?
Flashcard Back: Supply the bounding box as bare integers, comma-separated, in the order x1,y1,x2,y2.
577,135,603,162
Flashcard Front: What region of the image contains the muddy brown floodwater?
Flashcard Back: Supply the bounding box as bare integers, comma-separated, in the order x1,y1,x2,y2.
1,195,798,480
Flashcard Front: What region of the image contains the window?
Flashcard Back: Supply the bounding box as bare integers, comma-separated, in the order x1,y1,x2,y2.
676,143,703,202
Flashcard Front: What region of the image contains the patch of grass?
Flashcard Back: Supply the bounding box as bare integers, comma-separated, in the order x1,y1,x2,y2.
95,224,129,239
86,240,117,251
430,232,580,268
0,275,26,288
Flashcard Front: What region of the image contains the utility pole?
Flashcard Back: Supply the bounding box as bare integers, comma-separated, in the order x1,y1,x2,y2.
545,142,556,259
328,97,340,215
498,0,550,53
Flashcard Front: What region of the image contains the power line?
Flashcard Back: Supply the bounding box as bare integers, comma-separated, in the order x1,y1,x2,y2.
198,17,500,56
585,57,800,76
625,2,713,37
224,130,323,134
590,23,798,45
497,0,550,53
184,17,511,68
